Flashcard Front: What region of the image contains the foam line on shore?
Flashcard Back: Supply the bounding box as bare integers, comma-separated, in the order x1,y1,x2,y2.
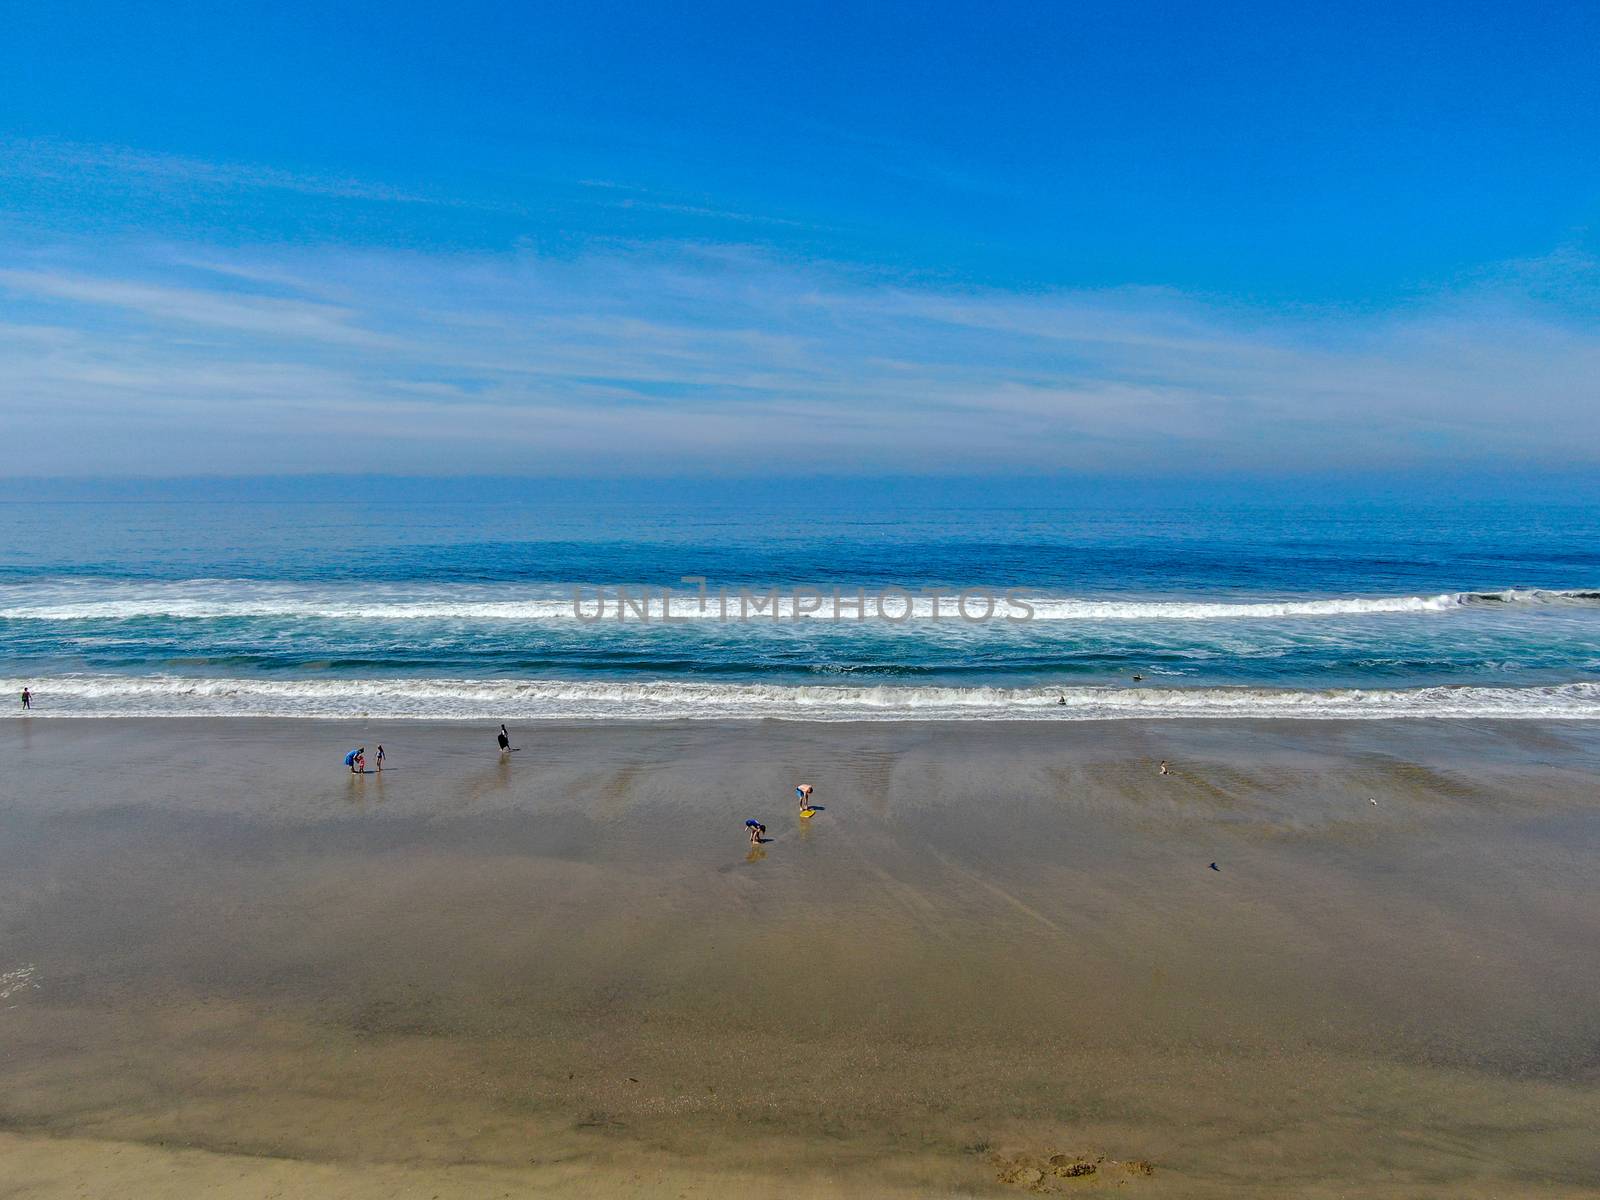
8,674,1600,720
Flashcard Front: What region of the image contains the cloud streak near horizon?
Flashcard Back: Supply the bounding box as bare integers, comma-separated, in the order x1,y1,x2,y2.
1,234,1596,478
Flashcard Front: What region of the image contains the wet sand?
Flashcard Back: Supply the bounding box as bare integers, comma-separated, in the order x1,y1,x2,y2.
1,717,1598,1197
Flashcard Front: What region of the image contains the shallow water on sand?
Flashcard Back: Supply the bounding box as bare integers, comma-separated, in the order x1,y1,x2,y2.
1,718,1598,1196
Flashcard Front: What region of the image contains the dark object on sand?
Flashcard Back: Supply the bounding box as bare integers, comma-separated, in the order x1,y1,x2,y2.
1209,862,1220,871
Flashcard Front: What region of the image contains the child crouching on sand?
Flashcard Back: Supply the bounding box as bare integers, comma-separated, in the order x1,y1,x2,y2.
745,819,766,845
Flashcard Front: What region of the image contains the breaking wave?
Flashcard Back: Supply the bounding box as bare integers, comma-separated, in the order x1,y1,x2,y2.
8,674,1600,721
4,582,1598,623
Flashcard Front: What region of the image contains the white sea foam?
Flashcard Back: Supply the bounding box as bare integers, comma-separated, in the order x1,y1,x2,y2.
7,674,1600,721
3,581,1596,623
0,964,40,1002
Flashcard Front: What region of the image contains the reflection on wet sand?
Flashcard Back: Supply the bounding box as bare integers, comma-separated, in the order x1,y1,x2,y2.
1,717,1598,1197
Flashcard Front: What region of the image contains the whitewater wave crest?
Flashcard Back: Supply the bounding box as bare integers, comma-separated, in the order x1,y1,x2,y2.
7,674,1600,721
3,582,1597,623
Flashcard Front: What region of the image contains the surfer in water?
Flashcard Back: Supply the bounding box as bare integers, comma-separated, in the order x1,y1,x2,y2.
497,724,511,754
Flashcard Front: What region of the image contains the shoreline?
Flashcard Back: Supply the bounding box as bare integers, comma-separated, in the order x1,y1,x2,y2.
10,712,1600,738
11,710,1600,725
3,716,1598,1196
10,668,1600,726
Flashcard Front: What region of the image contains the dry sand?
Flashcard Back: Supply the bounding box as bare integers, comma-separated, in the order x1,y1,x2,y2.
2,717,1598,1197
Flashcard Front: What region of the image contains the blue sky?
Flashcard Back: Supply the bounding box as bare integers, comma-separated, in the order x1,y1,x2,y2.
1,1,1597,477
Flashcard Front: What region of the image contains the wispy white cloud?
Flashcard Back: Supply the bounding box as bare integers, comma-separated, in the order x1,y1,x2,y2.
1,137,817,232
0,268,391,346
606,196,812,229
0,137,455,207
0,237,1595,476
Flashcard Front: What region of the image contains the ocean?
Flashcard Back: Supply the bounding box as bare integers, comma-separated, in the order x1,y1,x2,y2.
4,486,1600,720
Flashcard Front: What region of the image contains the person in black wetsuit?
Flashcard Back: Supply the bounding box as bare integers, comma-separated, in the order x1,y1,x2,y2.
497,724,511,754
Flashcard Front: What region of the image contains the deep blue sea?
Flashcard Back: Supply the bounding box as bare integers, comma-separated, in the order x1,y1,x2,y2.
4,487,1600,719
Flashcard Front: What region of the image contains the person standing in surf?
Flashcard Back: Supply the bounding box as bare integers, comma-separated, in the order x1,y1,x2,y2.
375,744,385,772
497,724,511,755
20,687,30,710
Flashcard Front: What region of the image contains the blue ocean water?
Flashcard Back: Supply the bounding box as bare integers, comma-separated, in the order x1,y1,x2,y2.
3,489,1600,719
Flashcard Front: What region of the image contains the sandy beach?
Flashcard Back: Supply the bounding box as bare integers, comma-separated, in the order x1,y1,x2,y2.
2,716,1598,1197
